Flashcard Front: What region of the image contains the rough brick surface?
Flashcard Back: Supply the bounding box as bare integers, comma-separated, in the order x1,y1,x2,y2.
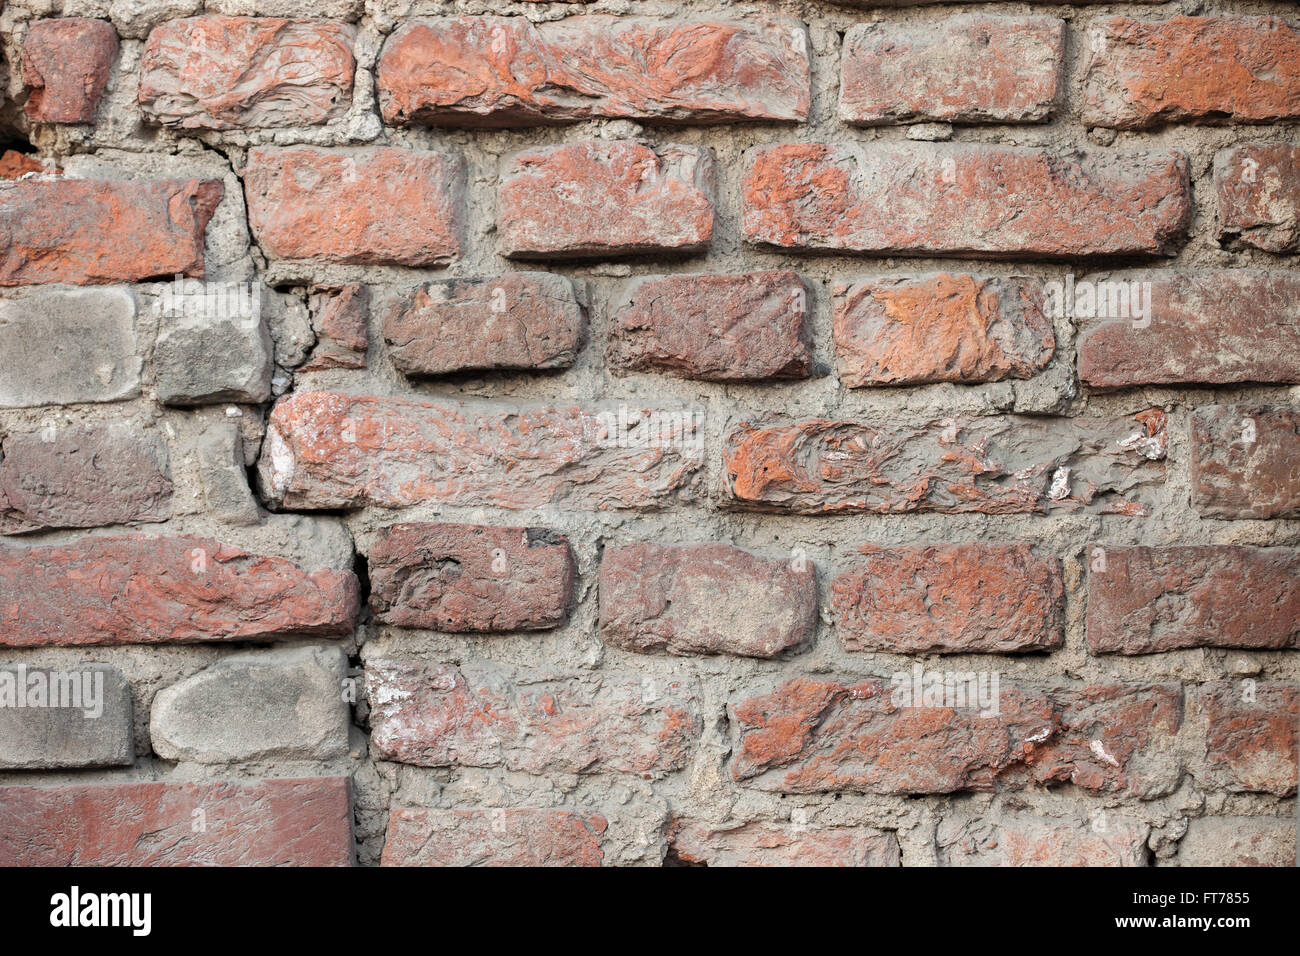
1215,143,1300,253
1082,17,1300,129
668,820,900,867
1202,682,1298,796
608,271,813,381
1076,271,1300,388
366,658,700,777
378,16,808,126
0,778,354,866
0,664,133,769
140,17,356,130
1086,546,1299,654
840,17,1062,125
22,18,119,124
1173,818,1297,867
1191,405,1300,520
598,541,818,657
259,391,702,511
832,543,1064,654
303,284,368,371
0,535,359,647
937,815,1150,866
731,679,1182,797
742,144,1190,258
245,147,463,266
368,522,575,632
383,808,606,867
498,141,715,259
0,178,222,285
832,274,1053,386
0,423,171,534
383,274,585,376
722,409,1167,516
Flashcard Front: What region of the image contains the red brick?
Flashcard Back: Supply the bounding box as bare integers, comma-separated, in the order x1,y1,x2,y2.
840,17,1062,125
1203,682,1298,796
722,409,1167,516
22,18,118,124
937,815,1149,866
608,271,812,381
383,808,606,867
0,534,359,647
1086,545,1299,654
731,679,1182,797
668,820,899,867
302,283,368,372
742,143,1190,259
365,658,700,777
259,390,703,511
598,542,817,658
1174,818,1297,867
140,16,355,130
0,178,222,286
378,15,808,127
1082,17,1300,129
498,141,714,259
0,777,353,865
832,273,1053,387
244,146,463,266
1192,404,1300,520
1215,143,1300,253
0,150,48,179
1076,271,1300,388
382,273,585,376
368,522,575,632
0,423,172,534
832,543,1063,654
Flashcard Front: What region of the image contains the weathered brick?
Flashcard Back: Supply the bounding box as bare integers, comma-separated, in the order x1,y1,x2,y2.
1203,682,1298,796
140,16,355,130
378,15,808,126
0,423,171,534
259,391,703,511
366,657,700,777
244,146,463,266
1215,143,1300,253
832,274,1053,387
608,271,812,382
1173,818,1297,867
0,664,133,769
1076,271,1300,388
194,422,261,526
937,815,1149,866
0,535,359,647
150,646,349,763
731,679,1182,797
840,17,1062,125
303,284,368,372
0,288,139,407
1086,545,1299,654
383,808,606,867
368,522,575,632
1082,17,1300,129
22,18,118,124
383,274,585,376
742,144,1190,259
498,141,714,259
832,543,1063,654
0,178,223,285
154,294,274,405
598,542,817,658
0,777,353,865
1192,405,1300,520
668,820,900,867
722,409,1167,516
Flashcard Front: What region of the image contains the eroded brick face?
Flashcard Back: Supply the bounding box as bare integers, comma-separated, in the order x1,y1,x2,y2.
3,2,1297,871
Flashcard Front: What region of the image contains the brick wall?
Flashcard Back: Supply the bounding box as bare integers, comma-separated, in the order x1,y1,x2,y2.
0,0,1296,867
